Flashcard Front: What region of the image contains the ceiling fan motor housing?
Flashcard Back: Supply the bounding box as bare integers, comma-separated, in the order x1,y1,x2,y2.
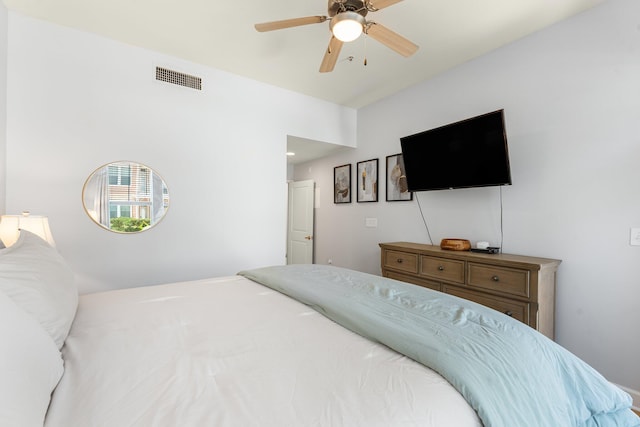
328,0,368,18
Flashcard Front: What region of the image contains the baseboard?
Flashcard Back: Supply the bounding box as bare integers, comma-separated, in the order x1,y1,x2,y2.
616,383,640,412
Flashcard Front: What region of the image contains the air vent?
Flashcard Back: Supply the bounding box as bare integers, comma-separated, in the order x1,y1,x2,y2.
155,67,202,90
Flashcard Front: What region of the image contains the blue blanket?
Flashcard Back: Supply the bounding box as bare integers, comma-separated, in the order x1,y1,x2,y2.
239,265,639,427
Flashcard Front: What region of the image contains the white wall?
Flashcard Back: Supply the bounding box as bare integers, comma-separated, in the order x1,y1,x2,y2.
4,12,356,293
0,3,7,215
295,0,640,398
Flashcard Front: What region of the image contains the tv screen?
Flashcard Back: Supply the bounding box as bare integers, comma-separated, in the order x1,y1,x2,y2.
400,110,512,192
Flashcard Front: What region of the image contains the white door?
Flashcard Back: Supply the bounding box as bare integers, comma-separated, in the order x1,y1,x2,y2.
287,180,314,264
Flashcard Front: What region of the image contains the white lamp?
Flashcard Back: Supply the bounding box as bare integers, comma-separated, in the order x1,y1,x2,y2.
330,11,365,42
0,211,56,247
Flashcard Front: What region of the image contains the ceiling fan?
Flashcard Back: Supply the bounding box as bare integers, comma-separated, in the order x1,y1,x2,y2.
255,0,418,73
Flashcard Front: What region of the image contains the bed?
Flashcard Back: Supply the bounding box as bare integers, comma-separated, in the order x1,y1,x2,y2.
1,230,639,427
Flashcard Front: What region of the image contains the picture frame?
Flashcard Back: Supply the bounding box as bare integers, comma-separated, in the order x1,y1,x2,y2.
333,164,352,204
386,153,413,202
356,158,378,202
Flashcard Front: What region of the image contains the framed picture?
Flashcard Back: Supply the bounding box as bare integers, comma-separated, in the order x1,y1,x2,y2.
334,164,351,204
357,158,378,202
386,153,413,202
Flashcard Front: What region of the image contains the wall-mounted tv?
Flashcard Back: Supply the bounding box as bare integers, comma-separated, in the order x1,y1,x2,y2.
400,110,512,192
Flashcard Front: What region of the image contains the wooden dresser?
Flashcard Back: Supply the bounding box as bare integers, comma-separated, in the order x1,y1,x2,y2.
379,242,561,340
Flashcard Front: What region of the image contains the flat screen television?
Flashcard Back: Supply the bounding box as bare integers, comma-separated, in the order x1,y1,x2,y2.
400,110,512,192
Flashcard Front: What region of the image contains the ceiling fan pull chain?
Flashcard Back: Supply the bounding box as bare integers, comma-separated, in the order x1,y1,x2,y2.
364,32,368,66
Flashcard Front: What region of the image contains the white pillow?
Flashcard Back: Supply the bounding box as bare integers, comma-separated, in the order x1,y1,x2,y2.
0,230,78,349
0,290,64,426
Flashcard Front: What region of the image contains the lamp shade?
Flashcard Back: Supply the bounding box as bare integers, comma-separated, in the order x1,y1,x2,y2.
331,12,365,42
0,211,56,247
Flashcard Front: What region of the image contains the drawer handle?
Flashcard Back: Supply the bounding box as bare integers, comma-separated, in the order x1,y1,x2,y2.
492,275,500,282
504,310,513,317
438,265,445,271
396,258,403,264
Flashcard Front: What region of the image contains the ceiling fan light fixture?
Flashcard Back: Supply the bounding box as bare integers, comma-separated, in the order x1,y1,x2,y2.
330,12,365,42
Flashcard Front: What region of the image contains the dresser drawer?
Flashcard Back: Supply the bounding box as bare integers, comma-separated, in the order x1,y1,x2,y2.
443,285,530,325
420,256,465,284
383,250,419,274
384,271,441,292
467,263,530,299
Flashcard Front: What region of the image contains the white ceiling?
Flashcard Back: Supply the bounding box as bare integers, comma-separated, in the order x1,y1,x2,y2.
4,0,605,110
287,136,354,165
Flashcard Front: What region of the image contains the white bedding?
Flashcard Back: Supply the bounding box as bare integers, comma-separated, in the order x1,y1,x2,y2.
45,275,481,427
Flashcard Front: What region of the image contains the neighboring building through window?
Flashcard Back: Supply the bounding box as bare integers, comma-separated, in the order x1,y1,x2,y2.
108,164,131,186
107,162,156,230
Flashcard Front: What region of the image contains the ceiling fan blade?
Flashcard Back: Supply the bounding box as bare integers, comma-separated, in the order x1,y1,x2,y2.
367,0,403,10
255,16,328,32
366,22,418,57
319,36,344,73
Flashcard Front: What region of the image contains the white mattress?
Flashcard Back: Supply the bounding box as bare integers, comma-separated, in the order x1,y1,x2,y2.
45,275,481,427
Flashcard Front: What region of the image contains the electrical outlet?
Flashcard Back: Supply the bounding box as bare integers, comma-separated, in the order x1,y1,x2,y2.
630,228,640,246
